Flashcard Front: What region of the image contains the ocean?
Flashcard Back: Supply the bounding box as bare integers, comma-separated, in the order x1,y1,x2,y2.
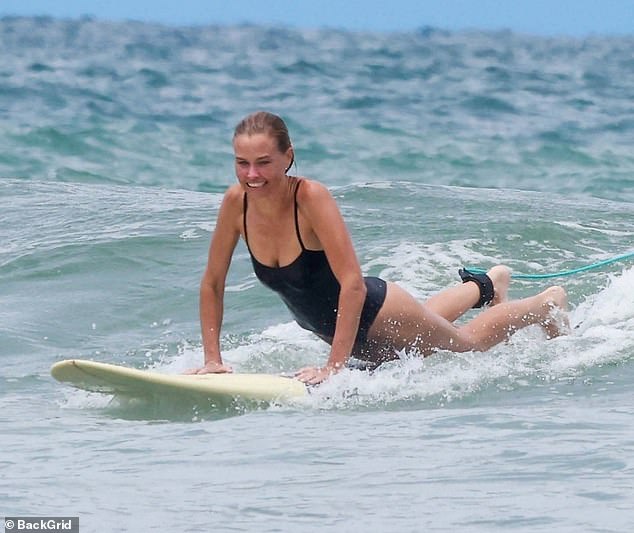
1,16,633,532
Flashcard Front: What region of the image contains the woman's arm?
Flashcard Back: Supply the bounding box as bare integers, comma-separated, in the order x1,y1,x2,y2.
295,180,367,382
194,186,242,374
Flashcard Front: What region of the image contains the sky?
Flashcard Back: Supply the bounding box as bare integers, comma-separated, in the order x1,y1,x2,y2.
1,0,633,36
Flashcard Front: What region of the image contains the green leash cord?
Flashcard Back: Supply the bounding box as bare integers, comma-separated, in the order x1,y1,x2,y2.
467,250,634,280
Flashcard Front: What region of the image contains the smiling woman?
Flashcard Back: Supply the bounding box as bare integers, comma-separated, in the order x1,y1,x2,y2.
188,111,569,384
234,111,295,181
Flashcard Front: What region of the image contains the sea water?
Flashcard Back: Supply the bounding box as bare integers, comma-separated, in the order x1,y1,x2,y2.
1,17,633,532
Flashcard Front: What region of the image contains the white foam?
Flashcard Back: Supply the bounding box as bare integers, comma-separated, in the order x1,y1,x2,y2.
550,266,634,372
155,321,326,375
364,239,489,297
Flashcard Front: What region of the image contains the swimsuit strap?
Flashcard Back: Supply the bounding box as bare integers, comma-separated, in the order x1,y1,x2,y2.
242,192,251,252
293,179,307,251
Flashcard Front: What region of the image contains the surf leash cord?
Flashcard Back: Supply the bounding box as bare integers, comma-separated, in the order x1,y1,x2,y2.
466,250,634,280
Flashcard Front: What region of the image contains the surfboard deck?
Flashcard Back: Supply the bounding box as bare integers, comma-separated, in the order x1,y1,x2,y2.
51,359,308,405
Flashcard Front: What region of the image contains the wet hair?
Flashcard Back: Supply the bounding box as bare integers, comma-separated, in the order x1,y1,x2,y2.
233,111,295,172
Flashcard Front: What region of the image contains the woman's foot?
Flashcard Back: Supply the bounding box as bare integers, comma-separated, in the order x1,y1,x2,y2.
539,285,569,338
487,265,511,306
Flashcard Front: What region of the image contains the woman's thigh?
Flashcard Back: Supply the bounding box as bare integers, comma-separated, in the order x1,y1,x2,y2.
365,282,474,356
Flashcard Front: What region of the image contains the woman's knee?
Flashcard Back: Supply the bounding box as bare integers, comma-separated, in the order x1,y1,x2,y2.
453,330,487,352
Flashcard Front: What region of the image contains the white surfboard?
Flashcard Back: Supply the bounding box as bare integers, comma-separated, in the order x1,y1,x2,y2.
51,359,308,405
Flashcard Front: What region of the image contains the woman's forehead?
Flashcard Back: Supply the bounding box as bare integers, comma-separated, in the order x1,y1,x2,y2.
233,133,279,154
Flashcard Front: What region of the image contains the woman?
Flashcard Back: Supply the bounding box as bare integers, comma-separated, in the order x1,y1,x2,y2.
190,111,568,384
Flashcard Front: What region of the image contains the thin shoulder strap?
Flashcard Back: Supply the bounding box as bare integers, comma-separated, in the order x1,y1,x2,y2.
293,179,307,251
242,192,251,250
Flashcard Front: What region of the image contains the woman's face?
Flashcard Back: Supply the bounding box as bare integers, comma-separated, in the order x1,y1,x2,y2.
233,133,293,194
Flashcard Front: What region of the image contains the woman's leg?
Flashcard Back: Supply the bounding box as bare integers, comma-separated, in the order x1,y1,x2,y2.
459,285,568,350
424,265,511,322
367,281,567,358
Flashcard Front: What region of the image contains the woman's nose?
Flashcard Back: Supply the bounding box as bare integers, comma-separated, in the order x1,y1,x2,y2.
247,164,259,178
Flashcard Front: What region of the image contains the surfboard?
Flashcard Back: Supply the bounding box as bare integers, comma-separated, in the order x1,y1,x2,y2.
51,359,308,406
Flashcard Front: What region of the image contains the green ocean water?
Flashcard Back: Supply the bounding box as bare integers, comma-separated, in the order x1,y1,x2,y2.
1,17,634,532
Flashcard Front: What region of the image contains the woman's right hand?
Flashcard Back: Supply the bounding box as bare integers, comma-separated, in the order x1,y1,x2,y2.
184,361,233,375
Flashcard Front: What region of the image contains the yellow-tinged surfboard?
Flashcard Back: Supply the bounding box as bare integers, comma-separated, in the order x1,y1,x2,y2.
51,359,307,405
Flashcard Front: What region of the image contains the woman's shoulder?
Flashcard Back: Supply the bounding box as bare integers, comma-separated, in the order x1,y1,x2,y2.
224,183,243,198
296,177,332,203
221,184,245,206
215,184,244,223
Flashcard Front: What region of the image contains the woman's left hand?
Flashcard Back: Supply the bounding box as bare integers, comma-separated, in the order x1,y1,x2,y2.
294,366,339,385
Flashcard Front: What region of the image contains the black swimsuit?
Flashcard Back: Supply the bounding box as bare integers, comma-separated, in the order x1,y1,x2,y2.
243,180,387,351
